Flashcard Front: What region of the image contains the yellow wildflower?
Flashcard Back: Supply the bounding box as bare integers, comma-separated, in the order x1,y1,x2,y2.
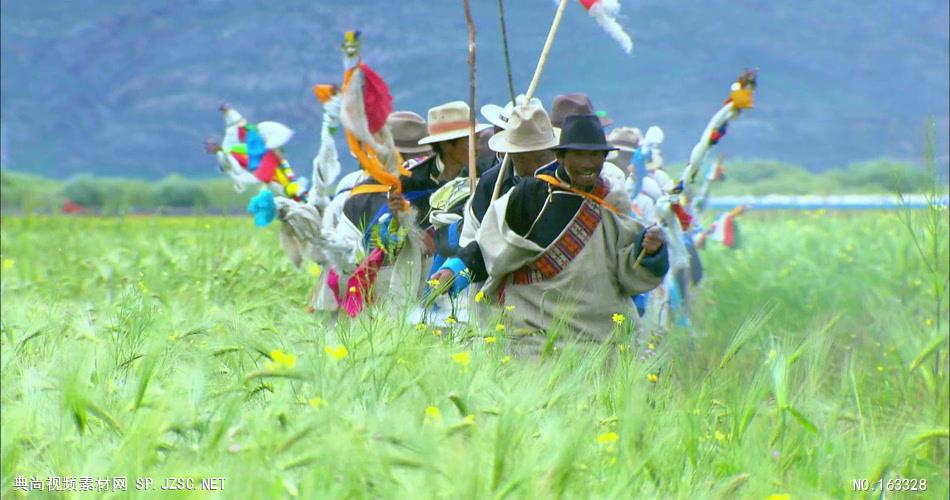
505,305,515,312
324,345,348,360
434,329,443,336
348,286,357,293
501,355,511,364
445,316,457,325
485,336,496,344
427,278,441,287
647,373,659,383
647,343,655,350
415,323,427,331
268,349,296,369
765,495,790,500
597,431,619,446
924,318,934,327
474,290,485,303
307,263,322,277
308,397,327,409
612,313,625,325
495,323,505,332
3,258,14,269
424,406,442,423
451,351,471,368
714,430,726,441
876,365,884,372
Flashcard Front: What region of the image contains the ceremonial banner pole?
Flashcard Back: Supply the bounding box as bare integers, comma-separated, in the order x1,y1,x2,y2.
491,0,570,202
463,0,478,192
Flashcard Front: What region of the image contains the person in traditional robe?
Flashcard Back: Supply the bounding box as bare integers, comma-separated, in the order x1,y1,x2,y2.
315,101,489,317
476,114,669,353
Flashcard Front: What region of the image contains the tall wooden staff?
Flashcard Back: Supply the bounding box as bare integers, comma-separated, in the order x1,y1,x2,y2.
463,0,478,192
491,0,570,201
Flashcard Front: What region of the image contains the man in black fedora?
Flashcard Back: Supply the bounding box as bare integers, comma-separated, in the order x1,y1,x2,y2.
475,114,669,353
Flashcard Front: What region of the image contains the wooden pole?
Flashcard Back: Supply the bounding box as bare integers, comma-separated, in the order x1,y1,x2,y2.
498,0,516,105
463,0,478,192
491,0,570,202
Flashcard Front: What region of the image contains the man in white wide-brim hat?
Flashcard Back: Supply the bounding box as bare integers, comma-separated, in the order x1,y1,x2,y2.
317,101,489,318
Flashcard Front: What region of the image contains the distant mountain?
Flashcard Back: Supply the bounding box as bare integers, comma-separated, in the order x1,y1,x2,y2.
1,0,947,179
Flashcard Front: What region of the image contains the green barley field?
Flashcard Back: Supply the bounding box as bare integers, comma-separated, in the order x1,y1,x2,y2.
1,210,948,499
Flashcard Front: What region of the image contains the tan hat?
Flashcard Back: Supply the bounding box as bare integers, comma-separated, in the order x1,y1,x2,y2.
387,111,432,154
418,101,491,145
607,127,643,152
488,100,558,153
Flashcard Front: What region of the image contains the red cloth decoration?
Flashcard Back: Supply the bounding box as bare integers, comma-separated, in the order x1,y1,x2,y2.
358,63,393,135
671,203,693,230
251,151,280,183
326,248,387,318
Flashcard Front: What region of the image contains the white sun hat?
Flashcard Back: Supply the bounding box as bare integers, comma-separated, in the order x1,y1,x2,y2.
487,99,557,153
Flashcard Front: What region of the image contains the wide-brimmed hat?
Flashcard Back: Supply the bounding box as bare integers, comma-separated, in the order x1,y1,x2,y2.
418,101,491,145
480,94,530,130
387,111,432,154
607,127,643,152
551,114,618,152
488,101,559,153
550,93,613,129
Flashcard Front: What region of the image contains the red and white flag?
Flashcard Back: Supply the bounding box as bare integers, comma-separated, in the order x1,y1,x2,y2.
576,0,633,54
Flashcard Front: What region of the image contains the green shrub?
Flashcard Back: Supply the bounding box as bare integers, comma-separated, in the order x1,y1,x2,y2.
151,175,209,208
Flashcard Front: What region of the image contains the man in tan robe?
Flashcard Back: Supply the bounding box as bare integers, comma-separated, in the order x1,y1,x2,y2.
477,114,668,353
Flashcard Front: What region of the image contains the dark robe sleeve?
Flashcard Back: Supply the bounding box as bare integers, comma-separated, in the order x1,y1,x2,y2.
633,229,670,277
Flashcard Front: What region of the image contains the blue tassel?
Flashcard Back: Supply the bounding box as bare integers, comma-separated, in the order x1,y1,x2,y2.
247,189,276,227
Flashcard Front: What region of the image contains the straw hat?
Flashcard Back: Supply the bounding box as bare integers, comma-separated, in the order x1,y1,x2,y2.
488,100,558,153
418,101,491,145
386,111,432,154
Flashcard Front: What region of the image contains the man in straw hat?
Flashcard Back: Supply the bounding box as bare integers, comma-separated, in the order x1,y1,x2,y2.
320,101,489,317
475,114,669,353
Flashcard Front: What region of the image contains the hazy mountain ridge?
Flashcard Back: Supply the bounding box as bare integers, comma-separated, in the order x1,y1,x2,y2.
1,0,947,179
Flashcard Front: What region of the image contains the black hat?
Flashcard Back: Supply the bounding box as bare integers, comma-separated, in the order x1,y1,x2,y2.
551,114,618,152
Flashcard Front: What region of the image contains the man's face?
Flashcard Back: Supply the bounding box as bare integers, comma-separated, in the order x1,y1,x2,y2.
561,150,606,189
439,136,469,168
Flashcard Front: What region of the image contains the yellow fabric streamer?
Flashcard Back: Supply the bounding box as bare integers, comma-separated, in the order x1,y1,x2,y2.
350,183,393,196
535,174,623,216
